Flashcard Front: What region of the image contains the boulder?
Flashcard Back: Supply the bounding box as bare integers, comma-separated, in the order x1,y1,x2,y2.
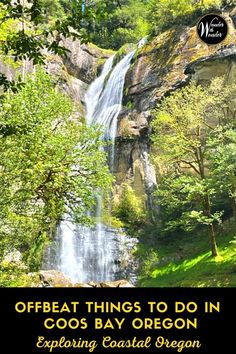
39,270,73,287
74,282,96,288
100,280,134,288
3,249,23,264
74,280,134,288
37,272,135,287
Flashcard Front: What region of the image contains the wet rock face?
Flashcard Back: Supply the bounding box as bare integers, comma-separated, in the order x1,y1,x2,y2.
62,39,112,84
114,9,236,202
114,137,156,201
114,108,157,204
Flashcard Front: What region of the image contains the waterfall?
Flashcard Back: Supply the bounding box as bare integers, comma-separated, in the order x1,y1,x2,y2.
85,50,135,142
85,55,114,126
45,42,145,284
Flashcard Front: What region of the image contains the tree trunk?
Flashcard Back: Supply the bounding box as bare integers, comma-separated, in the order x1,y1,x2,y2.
232,199,236,220
205,195,218,257
208,224,218,257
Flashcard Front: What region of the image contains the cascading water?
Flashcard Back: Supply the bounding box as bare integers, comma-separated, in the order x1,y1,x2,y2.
44,42,145,284
86,50,135,139
85,55,114,126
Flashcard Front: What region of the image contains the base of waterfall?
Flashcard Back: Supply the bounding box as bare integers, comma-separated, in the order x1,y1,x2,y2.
43,224,139,285
33,270,134,287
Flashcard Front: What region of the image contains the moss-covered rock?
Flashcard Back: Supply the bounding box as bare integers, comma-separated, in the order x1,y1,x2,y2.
123,10,236,112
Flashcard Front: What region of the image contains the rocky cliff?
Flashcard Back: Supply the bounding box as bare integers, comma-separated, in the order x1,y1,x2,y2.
0,39,113,113
114,9,236,207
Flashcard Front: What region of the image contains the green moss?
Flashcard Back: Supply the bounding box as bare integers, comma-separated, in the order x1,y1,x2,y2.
88,42,115,56
0,54,21,70
126,101,134,109
97,57,106,69
26,232,50,271
102,214,125,229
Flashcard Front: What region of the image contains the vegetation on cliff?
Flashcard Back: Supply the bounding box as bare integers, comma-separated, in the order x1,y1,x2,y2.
147,0,230,35
87,0,232,49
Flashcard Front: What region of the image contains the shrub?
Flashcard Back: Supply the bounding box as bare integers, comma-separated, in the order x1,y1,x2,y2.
113,184,146,233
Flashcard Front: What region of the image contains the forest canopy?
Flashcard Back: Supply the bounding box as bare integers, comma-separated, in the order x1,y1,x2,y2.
85,0,232,49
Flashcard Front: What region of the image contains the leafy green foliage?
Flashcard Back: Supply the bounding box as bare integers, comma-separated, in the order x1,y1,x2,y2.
113,183,146,233
2,0,93,61
88,0,149,49
0,257,39,287
141,248,159,277
0,0,95,90
207,128,236,214
0,69,112,269
152,78,236,256
147,0,226,35
35,0,66,23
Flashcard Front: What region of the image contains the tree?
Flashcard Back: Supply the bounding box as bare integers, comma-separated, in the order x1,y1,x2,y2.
0,69,112,268
113,183,146,233
152,78,236,257
147,0,224,35
87,0,149,49
207,127,236,218
35,0,66,23
0,0,97,90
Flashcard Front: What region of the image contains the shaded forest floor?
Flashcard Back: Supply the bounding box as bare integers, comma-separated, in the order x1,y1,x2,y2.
137,221,236,287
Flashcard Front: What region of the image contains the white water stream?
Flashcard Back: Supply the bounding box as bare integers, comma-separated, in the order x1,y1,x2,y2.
45,41,146,283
